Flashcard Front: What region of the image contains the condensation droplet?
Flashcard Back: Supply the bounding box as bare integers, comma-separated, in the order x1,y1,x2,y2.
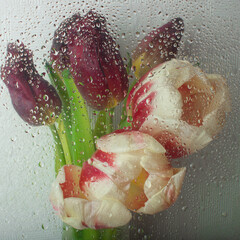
221,211,227,217
182,206,188,211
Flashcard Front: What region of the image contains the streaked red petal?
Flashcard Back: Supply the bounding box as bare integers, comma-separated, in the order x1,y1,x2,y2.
59,165,85,199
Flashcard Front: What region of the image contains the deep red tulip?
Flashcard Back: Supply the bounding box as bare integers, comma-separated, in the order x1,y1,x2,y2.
51,10,129,110
1,42,62,126
132,18,184,79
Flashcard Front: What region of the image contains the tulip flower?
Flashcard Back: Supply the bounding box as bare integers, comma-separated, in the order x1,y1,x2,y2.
51,10,129,110
127,59,231,158
132,18,184,79
1,42,62,126
50,131,186,229
50,165,132,230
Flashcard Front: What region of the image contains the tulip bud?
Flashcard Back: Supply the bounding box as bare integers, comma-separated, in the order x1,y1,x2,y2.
1,42,62,126
51,10,129,110
132,18,184,79
50,131,185,230
127,59,231,158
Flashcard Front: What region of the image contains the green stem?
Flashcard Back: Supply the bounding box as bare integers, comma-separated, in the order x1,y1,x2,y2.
49,123,66,174
118,78,137,129
62,224,100,240
55,116,72,165
100,229,117,240
93,109,114,139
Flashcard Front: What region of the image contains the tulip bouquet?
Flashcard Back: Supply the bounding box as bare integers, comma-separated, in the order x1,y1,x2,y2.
1,10,230,240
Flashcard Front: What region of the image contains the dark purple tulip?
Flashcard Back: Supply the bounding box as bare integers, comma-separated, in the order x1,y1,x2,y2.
51,10,129,110
132,18,184,79
1,42,62,126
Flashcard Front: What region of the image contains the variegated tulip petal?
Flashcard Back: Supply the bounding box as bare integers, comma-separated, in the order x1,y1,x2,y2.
50,166,132,230
80,162,126,202
151,85,183,120
203,74,231,136
49,167,66,214
140,152,171,175
97,131,166,154
92,151,143,190
63,197,132,230
128,59,230,158
93,198,132,229
140,153,173,199
140,115,212,156
138,167,186,214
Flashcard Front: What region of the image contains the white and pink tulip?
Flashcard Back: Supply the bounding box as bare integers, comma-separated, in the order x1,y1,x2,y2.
127,59,231,158
50,131,186,229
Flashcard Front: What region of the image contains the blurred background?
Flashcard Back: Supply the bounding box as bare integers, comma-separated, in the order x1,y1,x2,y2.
0,0,239,239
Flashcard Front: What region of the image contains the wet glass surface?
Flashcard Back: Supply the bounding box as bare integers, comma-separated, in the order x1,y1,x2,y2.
0,1,239,239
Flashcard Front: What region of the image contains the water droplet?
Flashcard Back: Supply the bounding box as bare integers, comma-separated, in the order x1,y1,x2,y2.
43,94,49,101
153,118,158,125
38,162,44,168
145,180,151,188
221,211,227,217
182,206,188,211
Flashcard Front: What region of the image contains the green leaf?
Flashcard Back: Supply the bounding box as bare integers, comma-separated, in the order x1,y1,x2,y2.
45,62,73,164
62,70,95,166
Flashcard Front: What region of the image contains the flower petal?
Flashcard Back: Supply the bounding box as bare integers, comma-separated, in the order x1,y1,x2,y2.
128,59,230,158
138,167,186,214
97,131,165,154
91,150,143,190
80,162,126,202
63,197,132,229
50,166,132,230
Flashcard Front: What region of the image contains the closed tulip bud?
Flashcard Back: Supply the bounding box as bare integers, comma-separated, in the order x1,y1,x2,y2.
50,131,185,229
127,59,231,159
1,42,62,126
51,10,129,110
132,18,184,79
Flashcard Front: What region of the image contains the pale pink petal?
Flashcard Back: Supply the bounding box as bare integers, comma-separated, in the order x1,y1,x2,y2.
140,115,212,156
49,166,69,214
140,153,173,199
63,198,132,230
92,151,143,191
97,131,166,154
94,198,132,229
80,162,126,202
140,152,170,173
203,74,231,137
138,167,186,214
151,85,183,120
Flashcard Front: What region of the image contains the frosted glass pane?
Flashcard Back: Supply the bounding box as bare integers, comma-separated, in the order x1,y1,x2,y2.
0,0,239,239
